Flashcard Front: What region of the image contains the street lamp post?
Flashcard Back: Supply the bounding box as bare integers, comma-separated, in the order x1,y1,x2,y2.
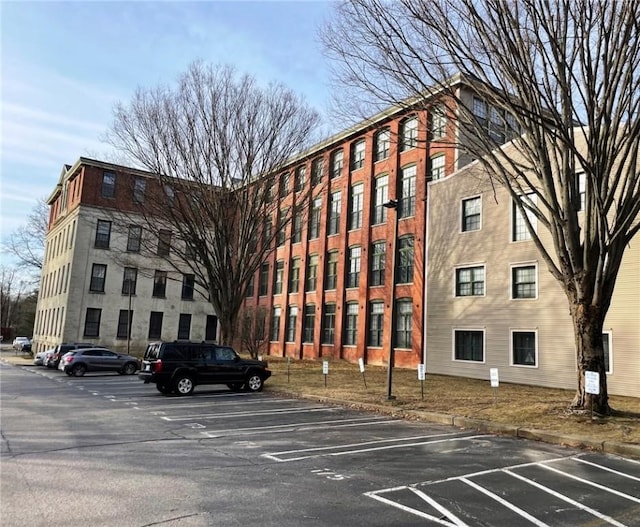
383,198,399,400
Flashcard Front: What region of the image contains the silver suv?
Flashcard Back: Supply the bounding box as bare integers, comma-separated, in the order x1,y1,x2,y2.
59,348,139,377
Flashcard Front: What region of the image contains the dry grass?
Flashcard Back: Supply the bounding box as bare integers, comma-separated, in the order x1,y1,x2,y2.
264,356,640,445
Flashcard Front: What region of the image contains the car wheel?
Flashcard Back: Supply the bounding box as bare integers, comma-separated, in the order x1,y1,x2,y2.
156,383,172,394
245,373,263,392
227,383,244,392
174,376,194,396
73,364,87,377
122,362,137,375
65,371,73,376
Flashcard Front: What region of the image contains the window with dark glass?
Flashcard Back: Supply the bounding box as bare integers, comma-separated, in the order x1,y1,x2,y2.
399,165,416,218
206,315,218,341
322,304,336,344
395,299,412,348
375,128,390,161
294,166,306,192
328,191,341,235
122,267,137,295
372,175,388,224
178,314,191,340
308,197,322,240
279,172,290,198
325,251,338,290
148,311,163,340
368,301,384,346
289,258,300,293
512,265,536,299
512,331,536,366
344,302,358,345
246,274,255,297
95,220,112,249
270,307,281,341
370,241,386,286
303,304,315,343
462,197,481,232
276,208,288,246
455,330,484,361
83,308,101,337
292,208,303,243
346,246,361,288
311,157,323,186
456,266,485,296
330,149,344,179
117,310,133,339
90,264,107,292
396,236,414,284
182,274,195,300
102,171,116,198
274,260,284,294
157,229,172,256
258,263,269,296
400,116,418,151
285,306,298,342
306,254,318,292
350,139,365,171
127,225,142,252
152,270,167,297
133,177,146,203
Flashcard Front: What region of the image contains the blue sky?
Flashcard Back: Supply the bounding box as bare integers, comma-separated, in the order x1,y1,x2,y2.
1,0,335,258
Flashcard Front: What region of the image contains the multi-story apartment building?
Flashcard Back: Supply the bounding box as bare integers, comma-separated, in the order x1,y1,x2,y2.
35,77,483,361
425,138,640,398
34,159,219,354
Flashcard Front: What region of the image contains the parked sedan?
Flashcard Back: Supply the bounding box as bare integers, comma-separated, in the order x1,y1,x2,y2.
33,348,54,366
12,337,30,351
58,348,140,377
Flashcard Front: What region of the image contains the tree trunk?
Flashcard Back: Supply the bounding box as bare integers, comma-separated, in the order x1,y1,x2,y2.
570,302,610,415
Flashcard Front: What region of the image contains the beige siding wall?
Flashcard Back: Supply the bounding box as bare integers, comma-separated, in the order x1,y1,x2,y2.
425,165,639,397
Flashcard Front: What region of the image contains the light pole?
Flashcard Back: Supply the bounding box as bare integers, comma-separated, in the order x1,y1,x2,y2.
383,198,399,400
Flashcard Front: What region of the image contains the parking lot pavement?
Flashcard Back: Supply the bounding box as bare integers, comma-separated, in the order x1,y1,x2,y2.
5,362,640,526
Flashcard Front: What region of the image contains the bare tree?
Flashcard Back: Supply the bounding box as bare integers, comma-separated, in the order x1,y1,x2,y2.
107,63,321,345
0,266,30,337
5,197,48,274
239,305,269,359
322,0,640,414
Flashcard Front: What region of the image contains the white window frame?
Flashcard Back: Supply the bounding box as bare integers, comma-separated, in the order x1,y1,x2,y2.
454,263,486,297
430,154,446,181
510,262,538,300
460,195,482,233
510,328,538,368
452,328,486,363
511,193,537,242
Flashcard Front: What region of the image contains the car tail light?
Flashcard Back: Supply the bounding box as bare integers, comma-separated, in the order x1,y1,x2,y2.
65,355,74,363
153,360,162,373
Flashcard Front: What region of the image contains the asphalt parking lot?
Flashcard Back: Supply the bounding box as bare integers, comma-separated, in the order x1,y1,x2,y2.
3,362,640,526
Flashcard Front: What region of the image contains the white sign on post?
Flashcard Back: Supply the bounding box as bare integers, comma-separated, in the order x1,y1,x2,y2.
358,358,365,373
490,368,499,388
322,361,329,375
585,371,600,395
417,364,426,381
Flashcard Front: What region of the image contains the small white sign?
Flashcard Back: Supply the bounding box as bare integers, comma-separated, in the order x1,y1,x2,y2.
322,361,329,375
585,371,600,395
417,363,426,381
490,368,499,388
358,358,365,373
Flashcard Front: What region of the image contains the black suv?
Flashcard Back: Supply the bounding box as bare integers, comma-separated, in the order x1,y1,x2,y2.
138,341,271,396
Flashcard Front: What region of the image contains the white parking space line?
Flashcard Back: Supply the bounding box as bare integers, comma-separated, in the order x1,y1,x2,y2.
539,462,640,503
575,457,640,481
132,396,299,411
201,417,399,438
263,433,485,462
505,469,627,527
161,405,334,421
459,477,550,527
367,454,637,527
